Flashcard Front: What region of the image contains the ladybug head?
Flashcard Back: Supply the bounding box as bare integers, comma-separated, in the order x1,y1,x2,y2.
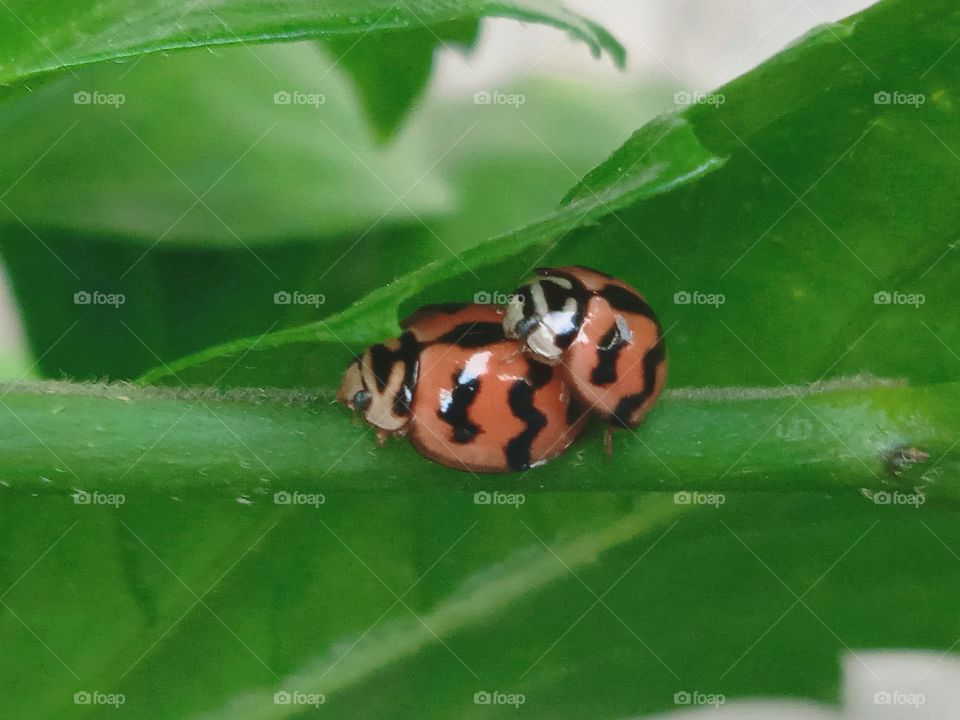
337,340,414,435
501,275,580,365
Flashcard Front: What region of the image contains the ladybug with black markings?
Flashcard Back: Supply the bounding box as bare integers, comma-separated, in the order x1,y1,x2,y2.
338,303,587,473
502,266,667,430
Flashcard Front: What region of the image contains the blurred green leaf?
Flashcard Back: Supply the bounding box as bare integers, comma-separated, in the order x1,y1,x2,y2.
3,485,960,718
0,0,624,86
0,43,452,246
322,20,480,142
1,53,661,379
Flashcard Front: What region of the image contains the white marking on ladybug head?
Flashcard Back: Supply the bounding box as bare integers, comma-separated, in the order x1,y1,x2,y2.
503,294,526,338
542,276,573,290
542,297,579,337
526,325,563,363
362,361,409,432
339,349,411,434
531,281,549,317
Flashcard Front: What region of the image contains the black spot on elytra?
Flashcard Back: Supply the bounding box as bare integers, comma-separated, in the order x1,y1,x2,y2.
600,284,658,320
566,394,586,427
505,378,548,471
437,369,480,443
435,321,505,348
526,360,553,389
610,337,666,429
503,359,554,470
591,320,628,386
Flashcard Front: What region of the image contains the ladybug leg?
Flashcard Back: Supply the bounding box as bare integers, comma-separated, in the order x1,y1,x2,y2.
604,427,614,461
375,428,390,447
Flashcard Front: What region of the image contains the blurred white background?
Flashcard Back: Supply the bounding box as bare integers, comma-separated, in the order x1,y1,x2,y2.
0,0,875,368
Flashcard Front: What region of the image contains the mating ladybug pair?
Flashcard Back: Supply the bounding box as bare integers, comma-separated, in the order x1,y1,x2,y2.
338,266,667,473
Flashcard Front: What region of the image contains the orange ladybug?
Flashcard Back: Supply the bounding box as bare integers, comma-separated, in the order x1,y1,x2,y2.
502,266,667,429
338,303,586,472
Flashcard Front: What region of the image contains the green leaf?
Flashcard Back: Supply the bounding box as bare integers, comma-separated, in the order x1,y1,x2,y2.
1,66,661,380
6,1,960,718
3,476,960,718
140,113,724,387
1,377,956,500
144,0,960,395
0,43,452,246
0,0,624,86
322,20,480,142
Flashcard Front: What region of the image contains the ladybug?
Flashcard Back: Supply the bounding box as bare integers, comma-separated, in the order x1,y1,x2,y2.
502,266,667,430
338,303,586,472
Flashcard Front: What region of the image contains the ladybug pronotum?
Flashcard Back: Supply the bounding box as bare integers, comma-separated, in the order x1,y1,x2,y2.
338,303,586,473
503,266,667,429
